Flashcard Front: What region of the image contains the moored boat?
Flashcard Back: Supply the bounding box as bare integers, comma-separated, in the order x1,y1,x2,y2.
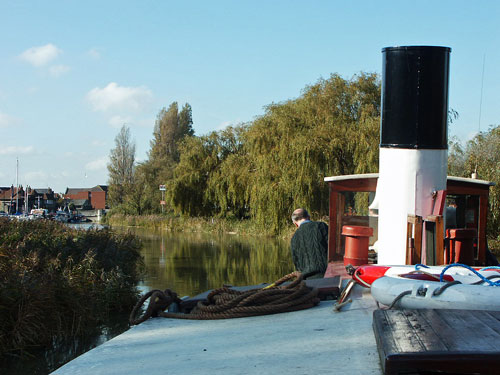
51,45,500,375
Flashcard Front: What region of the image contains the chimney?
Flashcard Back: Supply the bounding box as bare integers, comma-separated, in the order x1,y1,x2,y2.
376,46,451,265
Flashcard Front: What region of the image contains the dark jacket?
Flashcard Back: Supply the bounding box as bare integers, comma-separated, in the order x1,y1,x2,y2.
291,221,328,278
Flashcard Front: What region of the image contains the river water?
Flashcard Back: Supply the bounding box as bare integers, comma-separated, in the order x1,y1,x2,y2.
132,228,294,297
4,227,294,375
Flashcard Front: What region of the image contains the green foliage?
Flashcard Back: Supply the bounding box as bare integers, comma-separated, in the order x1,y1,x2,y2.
114,74,381,233
167,73,380,233
448,125,500,240
243,73,380,233
138,102,195,213
447,135,467,177
169,125,250,218
108,125,136,207
0,219,143,357
465,126,500,239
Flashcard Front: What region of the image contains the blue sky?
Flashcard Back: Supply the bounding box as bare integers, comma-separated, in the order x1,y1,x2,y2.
1,1,499,193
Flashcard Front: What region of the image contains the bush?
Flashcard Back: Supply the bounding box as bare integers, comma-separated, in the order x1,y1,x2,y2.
0,218,143,357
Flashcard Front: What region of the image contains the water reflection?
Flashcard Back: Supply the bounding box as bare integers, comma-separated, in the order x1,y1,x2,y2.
3,229,294,374
118,228,295,297
1,313,129,375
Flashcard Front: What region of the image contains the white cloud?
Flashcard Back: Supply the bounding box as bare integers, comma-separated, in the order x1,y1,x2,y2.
108,115,132,128
86,82,153,112
49,64,70,77
20,43,62,67
0,111,18,128
85,156,107,171
25,171,48,181
0,145,34,155
91,139,107,147
87,48,101,60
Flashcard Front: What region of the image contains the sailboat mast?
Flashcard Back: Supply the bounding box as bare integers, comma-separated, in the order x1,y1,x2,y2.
16,157,19,214
478,53,486,133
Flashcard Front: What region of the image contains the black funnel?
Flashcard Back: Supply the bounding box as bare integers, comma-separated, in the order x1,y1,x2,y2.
380,46,451,149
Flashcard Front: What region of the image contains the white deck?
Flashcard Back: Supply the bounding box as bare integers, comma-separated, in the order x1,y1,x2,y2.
52,285,382,375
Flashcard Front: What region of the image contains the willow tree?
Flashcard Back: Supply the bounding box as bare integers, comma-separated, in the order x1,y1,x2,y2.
205,125,250,219
169,134,219,216
244,73,381,233
168,73,381,233
168,125,250,217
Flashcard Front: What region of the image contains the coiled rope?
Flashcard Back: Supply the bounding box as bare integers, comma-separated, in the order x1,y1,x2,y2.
130,272,320,325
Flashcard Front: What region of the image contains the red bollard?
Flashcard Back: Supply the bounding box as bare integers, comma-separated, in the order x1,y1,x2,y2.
446,228,476,265
342,225,374,266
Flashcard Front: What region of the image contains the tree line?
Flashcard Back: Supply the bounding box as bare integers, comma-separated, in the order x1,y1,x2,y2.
107,72,499,240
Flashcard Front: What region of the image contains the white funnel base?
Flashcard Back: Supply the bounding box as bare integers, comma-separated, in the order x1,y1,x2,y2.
376,148,447,265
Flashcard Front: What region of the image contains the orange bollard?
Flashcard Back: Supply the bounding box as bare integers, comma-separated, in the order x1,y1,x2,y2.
342,225,374,266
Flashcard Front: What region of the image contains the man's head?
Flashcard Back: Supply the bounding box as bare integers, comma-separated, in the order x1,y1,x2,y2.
291,208,310,227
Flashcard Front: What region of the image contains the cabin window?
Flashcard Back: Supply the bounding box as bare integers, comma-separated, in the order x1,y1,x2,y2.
445,194,479,258
445,194,479,231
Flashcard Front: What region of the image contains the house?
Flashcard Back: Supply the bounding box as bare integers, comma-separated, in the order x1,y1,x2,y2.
0,186,25,214
0,186,59,214
28,187,58,212
64,185,108,210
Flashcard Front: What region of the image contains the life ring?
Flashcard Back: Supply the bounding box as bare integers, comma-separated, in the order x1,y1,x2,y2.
352,264,500,288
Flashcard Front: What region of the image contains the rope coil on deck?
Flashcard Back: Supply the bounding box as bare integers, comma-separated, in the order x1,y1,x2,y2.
130,271,320,325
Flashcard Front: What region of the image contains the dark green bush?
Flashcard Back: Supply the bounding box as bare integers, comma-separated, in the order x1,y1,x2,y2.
0,218,143,357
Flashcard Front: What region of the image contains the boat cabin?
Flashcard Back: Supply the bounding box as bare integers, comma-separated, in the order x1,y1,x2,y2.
325,173,495,266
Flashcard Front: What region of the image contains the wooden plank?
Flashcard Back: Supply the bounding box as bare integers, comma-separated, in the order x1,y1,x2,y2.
328,187,338,262
435,216,444,264
406,222,413,265
479,311,500,336
327,178,378,192
407,215,423,265
373,309,500,375
478,193,489,264
419,309,479,351
437,310,500,351
404,310,448,352
372,310,399,374
384,310,427,353
337,193,345,259
424,221,435,265
414,216,422,263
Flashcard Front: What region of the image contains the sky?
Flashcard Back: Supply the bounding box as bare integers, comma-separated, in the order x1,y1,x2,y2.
1,1,499,193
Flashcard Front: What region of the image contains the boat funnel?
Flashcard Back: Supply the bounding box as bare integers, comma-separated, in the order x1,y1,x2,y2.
376,46,451,265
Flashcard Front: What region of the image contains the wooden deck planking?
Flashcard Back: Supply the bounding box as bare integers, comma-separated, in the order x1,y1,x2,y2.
373,309,500,375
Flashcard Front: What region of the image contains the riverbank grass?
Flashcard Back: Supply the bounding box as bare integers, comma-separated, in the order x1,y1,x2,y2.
0,218,143,358
106,213,296,238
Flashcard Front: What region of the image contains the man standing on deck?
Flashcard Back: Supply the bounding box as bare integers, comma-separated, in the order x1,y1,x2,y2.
290,208,328,279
